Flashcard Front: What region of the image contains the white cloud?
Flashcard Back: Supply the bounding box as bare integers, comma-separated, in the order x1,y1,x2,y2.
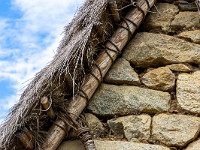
1,95,20,110
0,119,4,126
0,18,7,31
13,0,84,40
0,0,85,119
0,94,18,125
0,93,20,125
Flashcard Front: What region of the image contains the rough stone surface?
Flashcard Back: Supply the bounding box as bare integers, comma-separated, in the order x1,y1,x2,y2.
152,114,200,147
144,3,179,32
160,0,174,3
177,71,200,114
58,140,84,150
87,84,170,116
185,139,200,150
58,140,171,150
170,12,200,31
107,115,151,142
177,30,200,44
141,67,175,91
104,58,140,85
178,3,198,11
122,32,200,67
85,113,105,137
165,64,192,72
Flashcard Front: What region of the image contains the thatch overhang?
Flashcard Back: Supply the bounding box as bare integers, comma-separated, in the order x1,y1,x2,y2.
0,0,156,149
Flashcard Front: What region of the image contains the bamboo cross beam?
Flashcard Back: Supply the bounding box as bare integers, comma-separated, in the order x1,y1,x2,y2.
41,0,156,149
16,127,34,150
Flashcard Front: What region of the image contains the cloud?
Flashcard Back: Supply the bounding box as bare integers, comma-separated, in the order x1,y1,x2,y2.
1,95,20,110
0,0,85,122
0,18,7,27
0,95,18,125
0,119,4,126
13,0,84,41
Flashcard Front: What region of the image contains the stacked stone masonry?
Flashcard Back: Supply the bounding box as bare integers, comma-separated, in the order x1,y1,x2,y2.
58,1,200,150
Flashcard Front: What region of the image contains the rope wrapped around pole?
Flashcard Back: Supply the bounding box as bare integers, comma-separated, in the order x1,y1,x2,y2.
40,0,156,149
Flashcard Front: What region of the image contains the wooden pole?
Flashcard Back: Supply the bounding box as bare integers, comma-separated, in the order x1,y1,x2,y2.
39,120,67,150
24,127,34,142
41,97,56,120
41,0,156,149
109,0,121,23
16,127,34,150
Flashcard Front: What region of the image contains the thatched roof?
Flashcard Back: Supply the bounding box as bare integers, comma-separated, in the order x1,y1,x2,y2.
0,0,133,149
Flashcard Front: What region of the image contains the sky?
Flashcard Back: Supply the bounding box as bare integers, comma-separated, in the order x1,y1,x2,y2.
0,0,84,125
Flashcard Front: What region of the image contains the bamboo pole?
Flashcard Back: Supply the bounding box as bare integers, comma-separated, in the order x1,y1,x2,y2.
41,0,156,149
109,0,121,23
16,127,34,150
39,120,67,150
41,97,56,120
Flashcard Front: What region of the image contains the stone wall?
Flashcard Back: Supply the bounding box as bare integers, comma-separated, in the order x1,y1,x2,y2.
58,1,200,150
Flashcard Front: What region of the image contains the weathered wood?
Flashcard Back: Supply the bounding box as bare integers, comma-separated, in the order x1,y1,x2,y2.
41,0,156,149
24,127,34,141
16,127,34,150
64,71,73,93
41,97,55,120
109,0,121,23
40,120,67,150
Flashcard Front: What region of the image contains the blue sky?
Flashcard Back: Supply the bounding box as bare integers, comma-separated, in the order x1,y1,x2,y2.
0,0,84,124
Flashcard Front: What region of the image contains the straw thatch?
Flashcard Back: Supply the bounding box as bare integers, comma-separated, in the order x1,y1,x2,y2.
0,0,133,149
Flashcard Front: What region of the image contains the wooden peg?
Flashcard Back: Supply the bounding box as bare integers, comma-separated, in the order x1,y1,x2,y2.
41,97,55,120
